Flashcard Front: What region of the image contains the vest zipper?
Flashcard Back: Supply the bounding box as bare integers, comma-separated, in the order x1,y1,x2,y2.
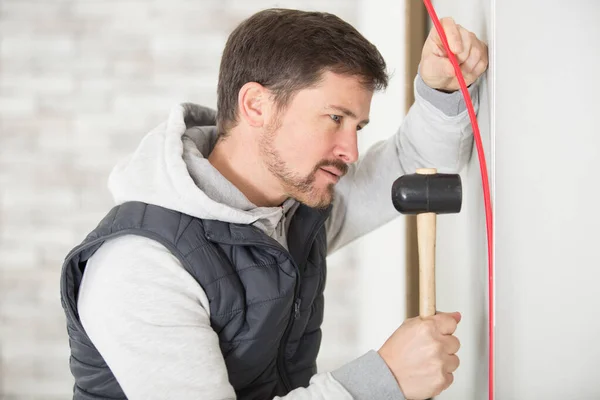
231,237,308,393
293,298,302,319
206,208,330,394
277,265,302,392
275,218,327,394
279,206,284,237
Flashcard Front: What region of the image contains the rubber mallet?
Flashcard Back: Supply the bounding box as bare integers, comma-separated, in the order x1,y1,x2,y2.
391,168,462,317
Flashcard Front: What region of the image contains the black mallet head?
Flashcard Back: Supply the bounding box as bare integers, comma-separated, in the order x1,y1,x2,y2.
392,171,462,215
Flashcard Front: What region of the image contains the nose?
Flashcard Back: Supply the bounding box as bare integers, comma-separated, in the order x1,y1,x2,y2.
333,129,359,164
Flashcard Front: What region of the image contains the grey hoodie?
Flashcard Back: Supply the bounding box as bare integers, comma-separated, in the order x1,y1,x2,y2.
77,74,479,400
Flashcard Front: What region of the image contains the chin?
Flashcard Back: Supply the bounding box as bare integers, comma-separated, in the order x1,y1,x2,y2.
297,185,335,209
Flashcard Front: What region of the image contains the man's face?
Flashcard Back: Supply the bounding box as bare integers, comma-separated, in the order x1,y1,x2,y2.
259,71,373,209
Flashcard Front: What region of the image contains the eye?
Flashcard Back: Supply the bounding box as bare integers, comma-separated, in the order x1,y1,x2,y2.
329,114,342,124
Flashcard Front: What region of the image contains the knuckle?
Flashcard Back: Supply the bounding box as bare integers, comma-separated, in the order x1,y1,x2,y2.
453,336,461,352
462,31,472,46
483,42,490,55
482,51,490,63
446,373,455,387
446,354,460,372
467,59,479,72
469,33,479,45
476,59,488,73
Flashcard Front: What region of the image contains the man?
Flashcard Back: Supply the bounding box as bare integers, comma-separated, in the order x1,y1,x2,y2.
60,8,488,400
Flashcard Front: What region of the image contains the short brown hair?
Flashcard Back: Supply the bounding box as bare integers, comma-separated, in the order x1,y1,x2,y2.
216,8,388,136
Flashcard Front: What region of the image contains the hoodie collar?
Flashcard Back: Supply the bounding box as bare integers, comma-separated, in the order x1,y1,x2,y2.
107,103,297,239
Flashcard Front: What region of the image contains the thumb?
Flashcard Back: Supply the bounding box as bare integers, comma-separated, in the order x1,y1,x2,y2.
448,311,462,323
437,311,462,323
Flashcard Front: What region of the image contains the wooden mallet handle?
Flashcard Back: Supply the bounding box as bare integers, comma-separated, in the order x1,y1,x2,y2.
416,168,437,318
391,167,462,318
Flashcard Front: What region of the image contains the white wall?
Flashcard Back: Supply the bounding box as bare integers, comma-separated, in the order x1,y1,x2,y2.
429,0,600,398
495,1,600,398
430,1,494,399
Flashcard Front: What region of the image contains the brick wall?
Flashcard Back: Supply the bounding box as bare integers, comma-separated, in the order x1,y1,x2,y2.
0,1,359,398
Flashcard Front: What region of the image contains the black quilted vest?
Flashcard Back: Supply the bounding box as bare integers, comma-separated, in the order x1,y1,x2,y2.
60,201,331,399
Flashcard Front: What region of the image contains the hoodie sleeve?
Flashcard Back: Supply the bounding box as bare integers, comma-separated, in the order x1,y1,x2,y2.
325,73,480,254
78,235,404,400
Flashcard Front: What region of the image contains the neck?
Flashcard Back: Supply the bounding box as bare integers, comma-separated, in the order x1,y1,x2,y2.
208,131,286,208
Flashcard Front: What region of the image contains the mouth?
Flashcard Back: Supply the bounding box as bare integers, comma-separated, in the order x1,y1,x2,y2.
319,167,342,183
320,166,343,177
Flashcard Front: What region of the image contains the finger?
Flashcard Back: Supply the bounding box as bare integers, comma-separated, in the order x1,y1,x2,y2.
472,58,489,78
441,17,463,55
432,312,460,334
444,372,455,390
428,17,462,56
444,354,460,373
455,25,472,64
472,42,490,76
441,334,461,354
461,39,483,73
461,42,489,84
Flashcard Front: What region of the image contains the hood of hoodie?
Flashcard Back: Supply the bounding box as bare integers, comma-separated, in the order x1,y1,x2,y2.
108,103,297,243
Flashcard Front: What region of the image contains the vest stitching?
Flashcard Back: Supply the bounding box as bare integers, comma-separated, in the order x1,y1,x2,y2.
211,292,291,317
205,262,280,287
174,212,184,241
220,332,288,344
70,353,109,369
139,203,148,229
174,215,194,243
181,241,212,258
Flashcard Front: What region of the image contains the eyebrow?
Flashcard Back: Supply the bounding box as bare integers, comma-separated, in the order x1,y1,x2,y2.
326,105,370,126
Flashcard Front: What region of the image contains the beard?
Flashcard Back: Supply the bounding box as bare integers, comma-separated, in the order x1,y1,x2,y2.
259,123,348,209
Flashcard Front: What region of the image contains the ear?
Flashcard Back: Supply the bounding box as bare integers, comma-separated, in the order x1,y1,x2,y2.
237,82,270,128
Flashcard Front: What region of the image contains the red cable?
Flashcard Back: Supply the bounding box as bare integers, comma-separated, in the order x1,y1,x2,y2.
421,1,494,399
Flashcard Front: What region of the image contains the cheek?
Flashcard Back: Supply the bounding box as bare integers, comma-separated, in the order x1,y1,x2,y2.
274,125,330,173
280,138,315,174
